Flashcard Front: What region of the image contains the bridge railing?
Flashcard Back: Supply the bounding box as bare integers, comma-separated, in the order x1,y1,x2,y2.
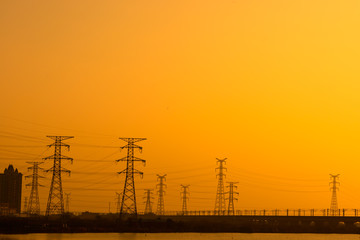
148,209,360,217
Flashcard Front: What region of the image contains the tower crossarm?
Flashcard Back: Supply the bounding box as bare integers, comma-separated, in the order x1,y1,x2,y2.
45,167,71,174
116,156,146,164
46,136,73,147
156,182,167,188
43,154,73,162
119,138,147,143
118,169,144,177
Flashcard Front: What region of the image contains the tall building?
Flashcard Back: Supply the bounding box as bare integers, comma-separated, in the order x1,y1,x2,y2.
0,165,22,214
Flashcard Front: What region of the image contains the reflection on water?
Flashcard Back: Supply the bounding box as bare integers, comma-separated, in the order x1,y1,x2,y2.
0,233,359,240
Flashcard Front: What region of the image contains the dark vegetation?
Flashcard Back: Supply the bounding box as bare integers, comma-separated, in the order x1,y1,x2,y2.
1,215,360,234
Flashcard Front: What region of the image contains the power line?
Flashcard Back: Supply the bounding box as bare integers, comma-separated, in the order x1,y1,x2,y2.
0,115,117,138
231,168,324,182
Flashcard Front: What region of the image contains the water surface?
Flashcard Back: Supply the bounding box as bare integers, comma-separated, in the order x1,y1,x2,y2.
1,233,359,240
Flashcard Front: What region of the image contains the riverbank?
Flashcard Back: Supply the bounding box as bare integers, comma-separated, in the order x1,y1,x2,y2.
1,215,360,234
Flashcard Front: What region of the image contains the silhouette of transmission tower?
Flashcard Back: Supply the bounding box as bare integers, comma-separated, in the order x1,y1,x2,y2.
226,182,238,215
65,193,71,213
44,136,74,215
24,197,28,214
25,162,44,215
143,189,154,214
330,174,340,216
156,174,167,215
115,192,122,214
181,185,190,215
117,138,146,215
215,158,227,215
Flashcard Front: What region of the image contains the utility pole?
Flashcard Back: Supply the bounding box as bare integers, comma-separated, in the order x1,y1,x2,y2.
215,158,227,215
116,138,146,215
65,193,71,213
143,189,154,214
181,185,190,215
25,161,44,215
115,192,121,214
226,182,239,215
330,174,340,216
156,174,167,215
44,136,74,216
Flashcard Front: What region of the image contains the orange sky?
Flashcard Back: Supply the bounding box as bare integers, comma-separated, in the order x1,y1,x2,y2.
1,0,360,213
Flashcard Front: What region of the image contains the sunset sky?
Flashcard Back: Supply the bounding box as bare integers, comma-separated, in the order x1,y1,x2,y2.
1,0,360,213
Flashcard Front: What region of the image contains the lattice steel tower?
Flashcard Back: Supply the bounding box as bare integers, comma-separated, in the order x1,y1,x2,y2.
181,185,190,215
115,192,121,214
64,193,71,213
330,174,340,216
156,174,167,215
116,138,146,215
144,189,154,214
25,162,44,215
44,136,74,216
24,197,28,214
214,158,227,214
226,182,239,215
25,161,44,215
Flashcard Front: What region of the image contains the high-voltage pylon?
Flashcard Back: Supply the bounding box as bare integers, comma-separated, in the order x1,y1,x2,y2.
44,136,74,216
115,192,121,214
116,138,146,215
24,197,28,214
180,185,190,215
25,161,44,215
330,174,340,216
226,182,239,215
143,189,154,214
156,174,167,215
214,158,227,215
65,193,71,213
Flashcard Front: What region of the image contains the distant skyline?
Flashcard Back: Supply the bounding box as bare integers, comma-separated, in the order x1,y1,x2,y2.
1,0,360,213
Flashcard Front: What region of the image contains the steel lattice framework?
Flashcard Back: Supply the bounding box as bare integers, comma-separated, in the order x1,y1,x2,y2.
115,192,121,214
65,193,71,213
117,138,146,215
330,174,340,216
143,189,154,214
25,161,44,215
226,181,239,215
156,174,167,215
214,158,227,215
24,197,28,214
44,136,74,216
181,185,190,215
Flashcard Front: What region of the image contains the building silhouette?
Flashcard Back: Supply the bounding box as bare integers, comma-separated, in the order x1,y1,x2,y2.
0,165,22,214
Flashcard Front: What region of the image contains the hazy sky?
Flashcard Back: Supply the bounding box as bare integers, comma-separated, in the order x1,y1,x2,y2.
1,0,360,213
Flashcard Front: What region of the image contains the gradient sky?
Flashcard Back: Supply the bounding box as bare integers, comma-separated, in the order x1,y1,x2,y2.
1,0,360,213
